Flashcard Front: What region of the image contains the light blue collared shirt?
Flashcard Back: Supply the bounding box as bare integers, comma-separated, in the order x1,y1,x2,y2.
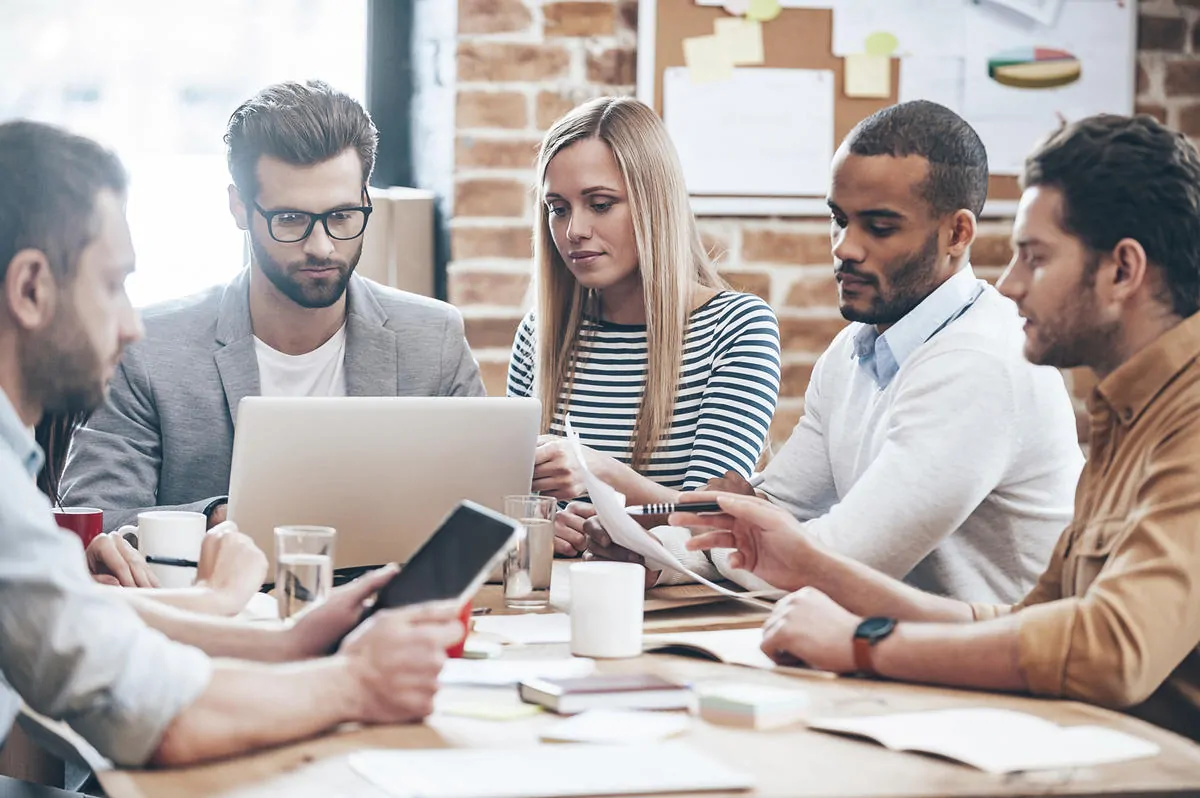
0,389,212,767
851,265,984,389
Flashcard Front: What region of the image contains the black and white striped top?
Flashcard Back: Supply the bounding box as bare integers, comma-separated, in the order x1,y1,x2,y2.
506,291,782,491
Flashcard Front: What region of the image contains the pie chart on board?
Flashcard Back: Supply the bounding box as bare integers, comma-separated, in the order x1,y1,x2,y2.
987,47,1082,89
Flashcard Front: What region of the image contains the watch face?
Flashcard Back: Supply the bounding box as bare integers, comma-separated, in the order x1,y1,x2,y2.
856,616,896,642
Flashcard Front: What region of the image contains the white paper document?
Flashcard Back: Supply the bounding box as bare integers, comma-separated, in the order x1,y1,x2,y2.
832,0,966,57
694,0,836,6
962,0,1134,174
663,67,833,197
565,418,773,609
540,709,691,744
350,742,753,798
471,613,572,645
438,657,595,687
809,708,1161,774
898,56,965,115
644,628,777,670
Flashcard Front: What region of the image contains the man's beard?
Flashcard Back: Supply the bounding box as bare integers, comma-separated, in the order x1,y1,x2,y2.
837,229,941,326
250,231,362,309
1025,265,1119,370
21,301,108,416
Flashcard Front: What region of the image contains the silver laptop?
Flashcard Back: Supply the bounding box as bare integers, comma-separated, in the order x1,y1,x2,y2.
227,396,540,573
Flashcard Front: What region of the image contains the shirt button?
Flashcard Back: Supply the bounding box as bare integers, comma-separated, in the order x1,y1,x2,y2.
1121,408,1133,421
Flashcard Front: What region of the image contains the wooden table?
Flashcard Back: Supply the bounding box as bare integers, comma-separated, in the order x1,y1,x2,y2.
96,579,1200,798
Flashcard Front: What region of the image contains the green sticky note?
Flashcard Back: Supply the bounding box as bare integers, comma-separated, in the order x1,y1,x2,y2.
746,0,782,23
864,31,899,57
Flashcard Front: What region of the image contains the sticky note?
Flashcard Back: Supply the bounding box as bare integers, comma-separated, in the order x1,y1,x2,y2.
746,0,782,22
864,31,899,57
439,701,543,722
713,18,764,66
722,0,752,15
844,53,892,99
683,35,734,84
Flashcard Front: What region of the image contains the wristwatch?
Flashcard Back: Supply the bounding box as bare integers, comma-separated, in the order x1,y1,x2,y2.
853,617,897,677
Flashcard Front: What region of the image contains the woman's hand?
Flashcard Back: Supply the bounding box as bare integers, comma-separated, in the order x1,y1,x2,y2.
554,500,595,557
86,531,159,587
532,435,612,500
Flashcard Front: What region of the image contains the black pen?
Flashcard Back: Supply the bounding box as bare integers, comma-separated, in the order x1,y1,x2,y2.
144,555,199,568
625,501,723,516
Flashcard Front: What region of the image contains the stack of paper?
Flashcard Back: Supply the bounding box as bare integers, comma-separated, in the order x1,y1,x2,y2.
540,709,691,744
808,708,1161,773
696,683,810,729
350,742,753,798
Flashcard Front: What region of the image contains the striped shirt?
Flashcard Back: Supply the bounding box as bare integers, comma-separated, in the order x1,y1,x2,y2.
506,291,782,491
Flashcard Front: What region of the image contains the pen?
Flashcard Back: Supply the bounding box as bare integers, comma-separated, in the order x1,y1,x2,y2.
625,501,723,516
144,555,199,568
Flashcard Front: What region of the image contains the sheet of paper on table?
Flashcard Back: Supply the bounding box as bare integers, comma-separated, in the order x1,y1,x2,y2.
471,612,572,645
439,657,596,687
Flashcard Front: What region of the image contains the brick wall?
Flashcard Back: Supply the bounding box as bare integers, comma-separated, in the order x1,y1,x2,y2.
450,0,1191,448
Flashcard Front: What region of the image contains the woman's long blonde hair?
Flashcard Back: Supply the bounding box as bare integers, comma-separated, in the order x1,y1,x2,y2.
533,97,725,472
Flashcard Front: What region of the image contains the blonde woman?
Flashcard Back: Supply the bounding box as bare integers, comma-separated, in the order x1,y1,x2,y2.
506,97,782,557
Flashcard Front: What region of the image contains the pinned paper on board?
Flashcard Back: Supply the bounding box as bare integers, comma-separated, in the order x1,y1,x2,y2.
682,34,735,84
714,18,765,66
844,53,891,98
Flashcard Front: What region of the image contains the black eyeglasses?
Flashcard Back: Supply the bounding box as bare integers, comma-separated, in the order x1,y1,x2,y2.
251,194,373,243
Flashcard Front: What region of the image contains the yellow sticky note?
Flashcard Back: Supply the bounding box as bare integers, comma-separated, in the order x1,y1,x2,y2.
683,35,734,84
844,53,892,99
439,701,543,722
864,31,899,57
746,0,782,22
714,18,764,66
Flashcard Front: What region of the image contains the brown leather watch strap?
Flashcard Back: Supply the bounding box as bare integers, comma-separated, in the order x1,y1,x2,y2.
853,635,877,676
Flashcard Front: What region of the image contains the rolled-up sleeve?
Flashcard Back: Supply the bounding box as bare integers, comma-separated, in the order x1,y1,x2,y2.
0,455,211,766
1011,433,1200,709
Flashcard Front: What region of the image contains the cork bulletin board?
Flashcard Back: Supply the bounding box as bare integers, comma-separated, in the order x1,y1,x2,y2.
635,0,1122,218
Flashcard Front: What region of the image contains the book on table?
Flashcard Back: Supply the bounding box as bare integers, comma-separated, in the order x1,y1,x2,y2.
518,673,691,714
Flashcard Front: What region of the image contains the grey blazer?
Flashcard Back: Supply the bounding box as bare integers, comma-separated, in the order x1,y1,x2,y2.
61,268,485,531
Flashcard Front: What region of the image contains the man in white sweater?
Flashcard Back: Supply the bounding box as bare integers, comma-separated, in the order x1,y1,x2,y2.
585,101,1082,604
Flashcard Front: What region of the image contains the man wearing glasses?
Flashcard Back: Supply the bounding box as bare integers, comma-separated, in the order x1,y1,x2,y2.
62,80,484,539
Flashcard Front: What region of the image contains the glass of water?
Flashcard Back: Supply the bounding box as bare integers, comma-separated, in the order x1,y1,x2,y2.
503,495,557,610
274,525,336,620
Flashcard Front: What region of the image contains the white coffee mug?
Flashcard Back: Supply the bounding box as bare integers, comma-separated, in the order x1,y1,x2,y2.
569,561,644,658
121,510,206,589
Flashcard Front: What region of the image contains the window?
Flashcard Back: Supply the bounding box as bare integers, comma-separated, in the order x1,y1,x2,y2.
0,0,368,306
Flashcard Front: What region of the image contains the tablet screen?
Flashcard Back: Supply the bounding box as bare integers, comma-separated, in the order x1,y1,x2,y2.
372,500,519,611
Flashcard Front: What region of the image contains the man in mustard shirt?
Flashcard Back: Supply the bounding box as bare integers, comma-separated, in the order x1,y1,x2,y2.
677,113,1200,741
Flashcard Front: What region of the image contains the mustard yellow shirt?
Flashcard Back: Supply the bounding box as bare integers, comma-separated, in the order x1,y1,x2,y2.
974,312,1200,741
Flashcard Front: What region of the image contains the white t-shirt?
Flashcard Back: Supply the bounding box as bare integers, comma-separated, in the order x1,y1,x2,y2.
254,325,348,398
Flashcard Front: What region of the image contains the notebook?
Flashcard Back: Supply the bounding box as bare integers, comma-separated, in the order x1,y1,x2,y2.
519,673,691,714
349,742,753,798
644,628,838,679
808,708,1161,774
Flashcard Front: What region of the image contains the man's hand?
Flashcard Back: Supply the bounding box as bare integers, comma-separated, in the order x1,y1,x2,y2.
341,601,463,724
671,492,816,592
554,501,594,557
206,503,228,529
86,532,159,588
286,565,399,659
580,516,659,589
194,523,268,616
760,587,862,673
703,470,758,496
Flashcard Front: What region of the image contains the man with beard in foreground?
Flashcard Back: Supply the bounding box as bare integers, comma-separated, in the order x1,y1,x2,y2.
62,81,484,534
585,101,1082,605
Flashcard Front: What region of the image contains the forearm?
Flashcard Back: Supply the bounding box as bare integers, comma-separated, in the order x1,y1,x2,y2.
598,459,680,505
122,593,296,663
112,585,245,617
151,657,359,767
812,551,974,623
871,615,1027,692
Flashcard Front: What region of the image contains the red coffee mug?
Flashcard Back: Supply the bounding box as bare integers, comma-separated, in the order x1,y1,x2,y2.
448,602,472,658
53,507,104,548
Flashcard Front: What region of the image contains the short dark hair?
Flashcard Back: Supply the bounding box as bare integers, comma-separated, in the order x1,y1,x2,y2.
0,120,127,282
224,80,378,199
1023,114,1200,318
847,100,989,218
